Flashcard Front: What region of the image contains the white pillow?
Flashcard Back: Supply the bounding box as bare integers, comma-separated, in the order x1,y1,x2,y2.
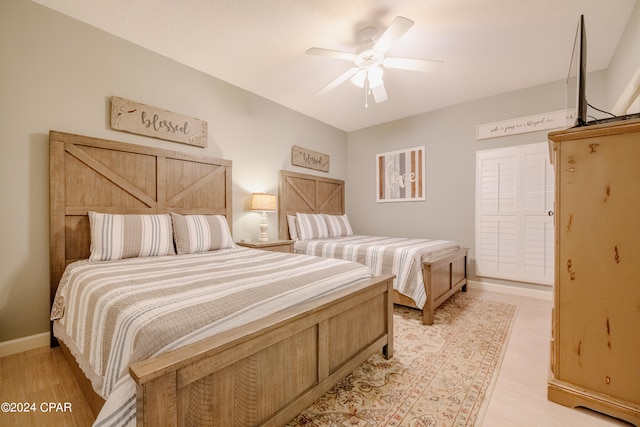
323,214,353,237
296,213,330,240
171,213,235,254
89,212,175,261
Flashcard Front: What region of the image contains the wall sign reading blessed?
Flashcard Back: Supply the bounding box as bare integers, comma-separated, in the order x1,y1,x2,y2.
376,146,425,202
292,145,329,172
110,96,208,148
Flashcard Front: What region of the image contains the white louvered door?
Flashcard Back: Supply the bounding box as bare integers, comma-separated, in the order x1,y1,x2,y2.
521,144,555,284
476,142,554,285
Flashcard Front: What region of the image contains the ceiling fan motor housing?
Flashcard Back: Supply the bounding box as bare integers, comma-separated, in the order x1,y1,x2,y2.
355,49,384,68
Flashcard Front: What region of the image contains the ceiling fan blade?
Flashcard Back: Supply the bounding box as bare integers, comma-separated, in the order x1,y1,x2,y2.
383,57,444,72
306,47,357,62
370,83,388,103
316,67,360,95
374,16,414,53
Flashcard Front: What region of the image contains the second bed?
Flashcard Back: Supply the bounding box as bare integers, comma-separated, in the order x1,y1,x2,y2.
279,170,468,325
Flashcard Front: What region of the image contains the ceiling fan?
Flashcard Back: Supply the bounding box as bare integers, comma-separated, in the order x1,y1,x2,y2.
306,16,443,107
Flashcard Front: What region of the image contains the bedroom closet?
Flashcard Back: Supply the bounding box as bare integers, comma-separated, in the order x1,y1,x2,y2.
475,142,555,285
547,119,640,426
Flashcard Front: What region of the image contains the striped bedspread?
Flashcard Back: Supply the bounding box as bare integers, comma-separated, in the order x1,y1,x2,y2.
50,247,373,427
294,235,460,309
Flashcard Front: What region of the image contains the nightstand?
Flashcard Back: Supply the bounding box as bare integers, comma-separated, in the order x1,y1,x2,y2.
236,239,294,253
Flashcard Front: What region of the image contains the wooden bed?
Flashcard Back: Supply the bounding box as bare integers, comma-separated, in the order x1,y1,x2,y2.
278,169,468,325
49,131,393,426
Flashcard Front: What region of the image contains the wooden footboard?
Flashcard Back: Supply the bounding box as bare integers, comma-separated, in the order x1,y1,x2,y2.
129,274,394,427
393,248,468,325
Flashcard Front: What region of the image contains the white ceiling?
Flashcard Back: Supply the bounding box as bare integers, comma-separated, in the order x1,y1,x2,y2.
33,0,637,132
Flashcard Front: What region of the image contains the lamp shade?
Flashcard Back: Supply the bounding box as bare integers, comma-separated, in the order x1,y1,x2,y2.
250,193,277,211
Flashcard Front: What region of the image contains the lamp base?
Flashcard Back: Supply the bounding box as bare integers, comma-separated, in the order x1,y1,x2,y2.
258,211,269,242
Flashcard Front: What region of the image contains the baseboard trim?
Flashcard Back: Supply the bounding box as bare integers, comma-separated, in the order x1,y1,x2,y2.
0,332,49,358
468,280,552,301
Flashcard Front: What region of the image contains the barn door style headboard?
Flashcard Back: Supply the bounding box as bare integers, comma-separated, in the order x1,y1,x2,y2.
49,131,232,306
278,170,345,239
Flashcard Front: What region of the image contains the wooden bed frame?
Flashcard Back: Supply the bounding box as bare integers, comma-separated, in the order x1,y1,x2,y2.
49,131,393,426
278,169,468,325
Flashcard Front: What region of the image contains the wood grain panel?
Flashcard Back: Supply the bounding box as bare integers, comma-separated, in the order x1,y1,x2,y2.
428,262,451,299
164,157,228,213
278,170,345,239
67,144,158,208
328,293,386,373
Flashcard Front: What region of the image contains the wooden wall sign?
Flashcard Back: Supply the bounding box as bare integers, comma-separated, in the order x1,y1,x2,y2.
110,96,208,148
476,109,574,140
291,145,330,172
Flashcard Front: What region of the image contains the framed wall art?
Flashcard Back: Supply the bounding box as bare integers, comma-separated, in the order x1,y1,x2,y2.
376,146,425,203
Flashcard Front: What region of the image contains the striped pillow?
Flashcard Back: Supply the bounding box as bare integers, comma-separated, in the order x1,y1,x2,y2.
296,213,330,240
324,214,353,237
287,215,299,240
171,213,235,254
88,212,175,261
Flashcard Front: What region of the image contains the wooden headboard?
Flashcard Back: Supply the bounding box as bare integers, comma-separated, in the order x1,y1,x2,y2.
278,170,345,239
49,131,232,306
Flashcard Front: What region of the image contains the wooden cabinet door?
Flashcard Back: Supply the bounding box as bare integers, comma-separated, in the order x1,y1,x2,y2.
555,131,640,402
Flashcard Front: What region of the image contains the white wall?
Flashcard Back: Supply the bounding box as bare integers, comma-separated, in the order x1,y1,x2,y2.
0,0,348,344
605,0,640,113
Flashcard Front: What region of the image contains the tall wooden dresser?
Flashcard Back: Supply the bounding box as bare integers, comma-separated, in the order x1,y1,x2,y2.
547,119,640,426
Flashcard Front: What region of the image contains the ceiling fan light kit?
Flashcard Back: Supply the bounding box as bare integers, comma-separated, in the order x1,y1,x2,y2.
306,16,443,107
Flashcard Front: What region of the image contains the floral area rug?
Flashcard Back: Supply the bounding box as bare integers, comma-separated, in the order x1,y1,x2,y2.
287,292,517,427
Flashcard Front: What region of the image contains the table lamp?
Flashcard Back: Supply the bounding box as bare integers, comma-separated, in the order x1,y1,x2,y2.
250,193,277,242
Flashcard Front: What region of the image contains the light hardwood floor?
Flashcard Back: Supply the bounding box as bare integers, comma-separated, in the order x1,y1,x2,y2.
0,289,633,427
0,342,94,427
470,287,633,427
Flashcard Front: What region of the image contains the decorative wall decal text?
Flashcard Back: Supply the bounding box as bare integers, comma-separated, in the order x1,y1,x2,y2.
110,96,207,147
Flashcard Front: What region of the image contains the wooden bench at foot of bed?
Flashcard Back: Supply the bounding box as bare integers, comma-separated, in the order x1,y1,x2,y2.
393,247,468,325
